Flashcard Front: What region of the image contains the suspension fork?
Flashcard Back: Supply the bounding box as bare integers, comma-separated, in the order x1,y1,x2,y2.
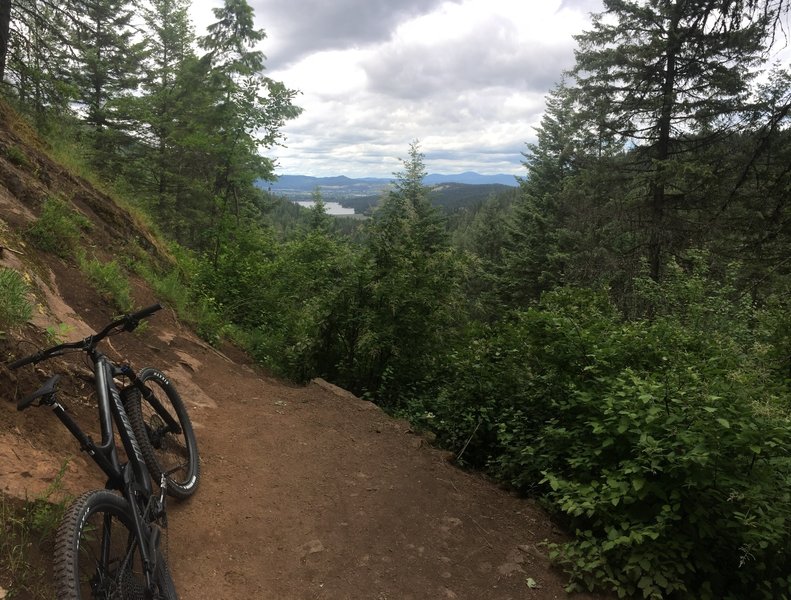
119,465,161,595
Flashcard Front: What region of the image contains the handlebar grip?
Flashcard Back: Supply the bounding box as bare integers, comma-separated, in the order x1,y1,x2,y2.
7,352,41,370
130,303,162,321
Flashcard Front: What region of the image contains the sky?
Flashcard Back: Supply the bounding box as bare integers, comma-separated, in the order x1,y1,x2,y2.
189,0,606,178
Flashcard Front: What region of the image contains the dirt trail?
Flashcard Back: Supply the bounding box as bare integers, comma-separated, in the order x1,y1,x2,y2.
165,339,567,600
0,271,605,599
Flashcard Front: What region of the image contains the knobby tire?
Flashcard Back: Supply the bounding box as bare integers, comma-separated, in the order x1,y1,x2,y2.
122,367,200,500
53,489,177,600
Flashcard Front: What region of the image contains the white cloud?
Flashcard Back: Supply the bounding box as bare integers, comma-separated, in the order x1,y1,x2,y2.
193,0,604,177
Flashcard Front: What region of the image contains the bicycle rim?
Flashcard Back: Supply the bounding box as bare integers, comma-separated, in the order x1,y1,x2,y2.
56,491,152,600
144,386,193,483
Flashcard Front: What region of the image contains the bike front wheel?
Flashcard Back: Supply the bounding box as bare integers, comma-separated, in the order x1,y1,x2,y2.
123,367,200,499
53,489,178,600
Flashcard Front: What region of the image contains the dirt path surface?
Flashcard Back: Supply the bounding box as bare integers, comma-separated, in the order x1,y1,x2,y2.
0,269,606,600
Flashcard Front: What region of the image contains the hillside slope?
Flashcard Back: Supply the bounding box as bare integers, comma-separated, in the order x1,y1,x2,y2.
0,106,605,599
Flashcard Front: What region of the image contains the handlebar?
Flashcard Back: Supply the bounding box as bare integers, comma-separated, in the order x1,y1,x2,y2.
6,303,162,370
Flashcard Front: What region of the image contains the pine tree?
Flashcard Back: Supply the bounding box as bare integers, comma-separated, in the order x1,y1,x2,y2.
0,0,10,83
572,0,785,280
3,0,75,124
356,142,461,404
68,0,145,171
196,0,301,256
499,82,580,305
133,0,196,215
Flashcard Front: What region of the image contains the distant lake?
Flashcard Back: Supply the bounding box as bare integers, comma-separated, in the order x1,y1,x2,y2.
295,201,355,216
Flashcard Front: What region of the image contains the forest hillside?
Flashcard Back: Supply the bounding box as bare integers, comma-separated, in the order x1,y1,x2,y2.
0,98,607,599
1,0,790,598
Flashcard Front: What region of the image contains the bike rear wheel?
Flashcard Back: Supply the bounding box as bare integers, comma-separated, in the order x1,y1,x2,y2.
53,489,177,600
123,367,200,499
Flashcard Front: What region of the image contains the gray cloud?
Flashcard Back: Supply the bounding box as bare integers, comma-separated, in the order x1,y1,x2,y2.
252,0,462,68
363,30,573,100
559,0,602,13
237,0,606,177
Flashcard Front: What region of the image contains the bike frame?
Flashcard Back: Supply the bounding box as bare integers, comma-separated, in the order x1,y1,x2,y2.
8,303,169,595
48,348,163,591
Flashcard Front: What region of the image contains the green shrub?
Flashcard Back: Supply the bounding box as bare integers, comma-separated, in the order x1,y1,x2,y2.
132,246,224,345
25,198,91,257
417,260,791,599
0,267,32,334
78,254,133,313
0,461,68,597
4,145,30,169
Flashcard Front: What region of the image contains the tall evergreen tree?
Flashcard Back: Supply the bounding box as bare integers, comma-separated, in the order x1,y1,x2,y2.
356,142,461,404
69,0,145,170
0,0,10,83
2,0,75,124
572,0,785,280
499,82,580,305
196,0,301,255
134,0,195,213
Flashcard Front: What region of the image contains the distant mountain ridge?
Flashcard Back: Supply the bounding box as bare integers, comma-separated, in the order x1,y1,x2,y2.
262,172,519,198
424,172,518,186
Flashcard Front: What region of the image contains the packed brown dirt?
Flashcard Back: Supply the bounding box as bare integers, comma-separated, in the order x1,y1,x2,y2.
0,103,607,599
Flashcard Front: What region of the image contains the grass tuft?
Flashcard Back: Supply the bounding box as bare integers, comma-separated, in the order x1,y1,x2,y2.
0,267,32,336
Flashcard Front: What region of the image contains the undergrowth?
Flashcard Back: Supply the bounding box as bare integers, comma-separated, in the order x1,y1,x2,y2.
411,257,791,599
24,197,91,258
77,253,133,314
0,462,70,599
132,246,225,344
0,267,32,336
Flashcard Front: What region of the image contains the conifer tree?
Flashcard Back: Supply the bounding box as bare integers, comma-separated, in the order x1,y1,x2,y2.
499,82,580,305
2,0,75,123
135,0,196,215
0,0,10,83
68,0,144,170
357,142,460,404
572,0,785,280
196,0,301,255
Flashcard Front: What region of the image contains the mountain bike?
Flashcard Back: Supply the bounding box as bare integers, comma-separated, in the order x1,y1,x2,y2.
7,304,195,598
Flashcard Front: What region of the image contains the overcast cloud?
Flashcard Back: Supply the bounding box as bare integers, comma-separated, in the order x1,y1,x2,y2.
190,0,603,178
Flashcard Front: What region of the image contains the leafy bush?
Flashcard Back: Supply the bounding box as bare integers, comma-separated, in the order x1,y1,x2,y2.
132,247,224,344
417,260,791,599
25,197,91,257
3,145,31,169
78,254,133,313
0,267,32,334
194,225,361,380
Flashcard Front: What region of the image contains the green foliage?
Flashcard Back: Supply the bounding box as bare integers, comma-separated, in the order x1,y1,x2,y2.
194,222,358,378
3,145,30,168
0,267,32,335
25,198,91,257
416,258,791,598
77,253,133,313
133,244,229,345
345,142,464,404
0,461,69,598
45,323,73,344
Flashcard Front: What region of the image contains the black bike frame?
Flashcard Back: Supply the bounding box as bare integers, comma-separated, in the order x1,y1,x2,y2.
48,350,160,587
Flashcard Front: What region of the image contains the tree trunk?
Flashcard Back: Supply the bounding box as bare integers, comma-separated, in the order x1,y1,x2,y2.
0,0,11,84
649,6,681,281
